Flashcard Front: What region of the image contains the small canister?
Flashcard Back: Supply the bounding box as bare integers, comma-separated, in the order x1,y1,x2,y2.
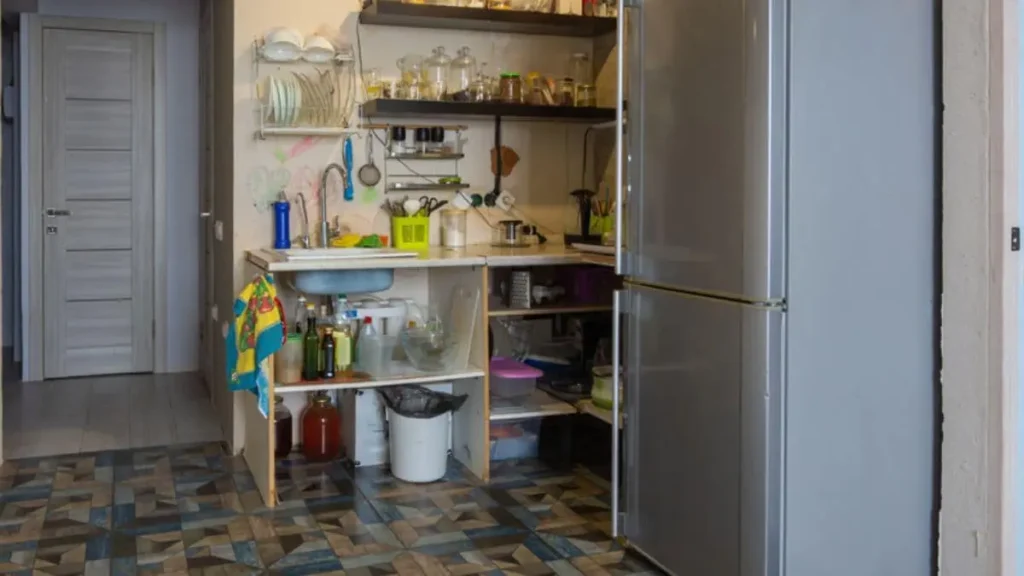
440,208,467,248
275,334,303,384
499,73,523,104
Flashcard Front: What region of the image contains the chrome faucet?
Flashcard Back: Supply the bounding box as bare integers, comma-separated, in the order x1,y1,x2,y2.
295,192,310,248
319,163,347,248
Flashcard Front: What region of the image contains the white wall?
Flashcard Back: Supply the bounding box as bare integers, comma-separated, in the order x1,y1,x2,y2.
22,0,201,372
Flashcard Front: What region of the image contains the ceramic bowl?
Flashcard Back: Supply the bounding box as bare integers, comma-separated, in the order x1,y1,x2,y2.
303,34,336,63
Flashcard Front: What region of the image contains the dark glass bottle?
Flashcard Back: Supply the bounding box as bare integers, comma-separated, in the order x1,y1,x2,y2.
321,327,336,379
302,316,320,380
273,395,293,459
302,393,341,462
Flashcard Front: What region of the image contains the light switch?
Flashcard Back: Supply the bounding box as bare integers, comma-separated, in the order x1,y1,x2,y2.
215,220,224,241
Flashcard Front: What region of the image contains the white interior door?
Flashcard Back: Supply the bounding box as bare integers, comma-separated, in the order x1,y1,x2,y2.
42,27,154,378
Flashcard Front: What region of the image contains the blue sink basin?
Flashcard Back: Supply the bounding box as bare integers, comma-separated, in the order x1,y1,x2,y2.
291,269,394,295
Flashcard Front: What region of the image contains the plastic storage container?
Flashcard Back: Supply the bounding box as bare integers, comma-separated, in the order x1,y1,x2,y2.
490,357,542,399
490,419,540,460
392,216,430,249
356,334,398,377
275,335,303,384
388,408,450,482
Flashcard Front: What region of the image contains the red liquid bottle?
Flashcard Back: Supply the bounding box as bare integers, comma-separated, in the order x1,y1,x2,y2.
302,393,341,462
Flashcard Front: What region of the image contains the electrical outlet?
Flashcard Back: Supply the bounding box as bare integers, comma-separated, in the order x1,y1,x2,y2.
496,190,516,212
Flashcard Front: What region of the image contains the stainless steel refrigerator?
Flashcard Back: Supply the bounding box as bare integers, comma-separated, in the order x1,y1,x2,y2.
608,1,936,575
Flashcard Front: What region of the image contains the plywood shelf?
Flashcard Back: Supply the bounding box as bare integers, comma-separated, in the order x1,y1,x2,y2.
359,0,617,37
275,362,485,394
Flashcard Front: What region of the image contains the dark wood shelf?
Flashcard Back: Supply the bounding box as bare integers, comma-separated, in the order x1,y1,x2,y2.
362,98,615,123
359,0,617,37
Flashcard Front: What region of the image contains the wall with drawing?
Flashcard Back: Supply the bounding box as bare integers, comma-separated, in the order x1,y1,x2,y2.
231,0,609,292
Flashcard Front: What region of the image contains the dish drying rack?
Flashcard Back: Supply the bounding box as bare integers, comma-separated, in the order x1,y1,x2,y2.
252,39,358,139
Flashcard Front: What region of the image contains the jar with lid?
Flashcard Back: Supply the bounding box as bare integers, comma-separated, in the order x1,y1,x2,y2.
441,209,467,248
423,46,452,101
556,77,575,106
396,54,423,99
525,73,547,106
499,73,523,104
569,53,593,104
389,126,407,156
301,392,341,462
448,47,476,101
468,73,490,102
273,395,293,459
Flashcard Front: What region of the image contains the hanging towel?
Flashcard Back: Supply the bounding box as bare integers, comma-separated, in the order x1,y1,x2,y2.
226,273,284,418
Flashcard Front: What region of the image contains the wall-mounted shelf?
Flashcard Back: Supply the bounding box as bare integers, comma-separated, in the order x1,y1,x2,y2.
359,0,616,37
388,152,466,161
488,304,612,317
363,99,615,123
259,127,356,139
386,181,471,193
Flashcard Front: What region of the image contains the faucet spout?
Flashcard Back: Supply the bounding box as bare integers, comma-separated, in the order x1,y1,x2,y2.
319,163,347,248
295,192,310,248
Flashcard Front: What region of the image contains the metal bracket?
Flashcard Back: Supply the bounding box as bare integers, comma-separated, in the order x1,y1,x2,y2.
44,208,72,217
1012,227,1020,252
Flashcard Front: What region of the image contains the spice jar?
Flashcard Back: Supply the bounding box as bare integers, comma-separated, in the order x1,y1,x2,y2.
468,73,490,102
274,395,293,459
556,78,575,106
389,126,407,156
301,393,341,462
499,73,523,104
441,209,467,248
525,73,546,106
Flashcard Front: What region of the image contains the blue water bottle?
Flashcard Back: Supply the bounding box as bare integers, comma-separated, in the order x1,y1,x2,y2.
273,200,291,249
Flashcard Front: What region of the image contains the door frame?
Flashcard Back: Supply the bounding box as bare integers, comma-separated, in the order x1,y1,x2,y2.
23,15,167,380
942,0,1020,574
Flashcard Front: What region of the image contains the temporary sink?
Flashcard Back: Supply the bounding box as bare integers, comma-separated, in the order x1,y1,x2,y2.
278,248,419,295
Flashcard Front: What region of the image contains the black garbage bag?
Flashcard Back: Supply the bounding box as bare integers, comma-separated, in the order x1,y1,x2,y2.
378,385,468,419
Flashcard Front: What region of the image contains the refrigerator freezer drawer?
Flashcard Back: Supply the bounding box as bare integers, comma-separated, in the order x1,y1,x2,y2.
620,283,783,576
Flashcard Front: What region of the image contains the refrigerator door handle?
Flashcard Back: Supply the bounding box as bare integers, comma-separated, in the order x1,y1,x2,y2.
611,289,623,537
614,0,626,274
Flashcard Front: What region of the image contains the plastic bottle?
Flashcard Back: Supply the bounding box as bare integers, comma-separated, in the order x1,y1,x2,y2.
293,296,308,334
333,322,352,373
355,317,377,370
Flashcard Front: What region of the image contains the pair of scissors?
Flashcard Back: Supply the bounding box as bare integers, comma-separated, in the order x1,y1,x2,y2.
418,196,447,216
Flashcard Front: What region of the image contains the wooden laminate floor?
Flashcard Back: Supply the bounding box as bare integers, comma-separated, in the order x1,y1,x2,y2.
3,372,223,459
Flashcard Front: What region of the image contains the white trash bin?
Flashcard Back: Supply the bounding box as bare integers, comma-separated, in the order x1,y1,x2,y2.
387,407,449,483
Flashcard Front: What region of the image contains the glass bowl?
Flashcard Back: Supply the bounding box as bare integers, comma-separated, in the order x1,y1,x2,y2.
400,326,460,372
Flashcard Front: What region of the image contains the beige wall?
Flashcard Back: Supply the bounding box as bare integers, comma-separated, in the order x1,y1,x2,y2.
231,0,608,298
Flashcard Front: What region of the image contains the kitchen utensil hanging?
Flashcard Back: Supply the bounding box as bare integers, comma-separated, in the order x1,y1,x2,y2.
358,132,382,187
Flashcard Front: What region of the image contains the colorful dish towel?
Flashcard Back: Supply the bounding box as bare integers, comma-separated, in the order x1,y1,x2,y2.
226,274,284,418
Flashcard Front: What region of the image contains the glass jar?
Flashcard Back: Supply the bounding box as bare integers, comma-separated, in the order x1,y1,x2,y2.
556,77,575,106
389,125,407,156
525,73,547,106
423,46,452,101
575,84,597,107
591,366,617,410
441,209,467,248
274,395,293,459
468,73,490,102
448,47,476,102
302,393,341,462
499,73,523,104
397,54,423,87
275,335,303,384
363,67,383,99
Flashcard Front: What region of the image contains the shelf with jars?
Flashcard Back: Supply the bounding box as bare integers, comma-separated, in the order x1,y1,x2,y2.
358,0,617,38
251,35,359,139
362,47,612,123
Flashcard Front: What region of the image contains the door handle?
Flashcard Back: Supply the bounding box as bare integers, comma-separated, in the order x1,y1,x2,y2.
44,208,72,217
611,289,622,538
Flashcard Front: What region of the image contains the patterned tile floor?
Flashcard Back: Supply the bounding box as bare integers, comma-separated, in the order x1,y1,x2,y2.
0,442,660,575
